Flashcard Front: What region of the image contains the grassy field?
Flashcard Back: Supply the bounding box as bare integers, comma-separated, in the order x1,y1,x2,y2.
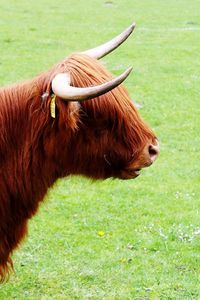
0,0,200,299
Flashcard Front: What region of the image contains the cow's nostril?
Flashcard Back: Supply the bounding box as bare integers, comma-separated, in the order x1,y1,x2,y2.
148,144,159,162
149,145,158,156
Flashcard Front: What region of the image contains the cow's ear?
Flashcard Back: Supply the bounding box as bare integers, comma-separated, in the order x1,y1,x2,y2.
56,99,80,131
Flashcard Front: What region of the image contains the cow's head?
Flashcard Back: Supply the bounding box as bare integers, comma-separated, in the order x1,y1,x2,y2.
45,23,159,180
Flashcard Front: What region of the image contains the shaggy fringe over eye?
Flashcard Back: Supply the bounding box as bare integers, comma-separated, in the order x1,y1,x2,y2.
62,53,156,158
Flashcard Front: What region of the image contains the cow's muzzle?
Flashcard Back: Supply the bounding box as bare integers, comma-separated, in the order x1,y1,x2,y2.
121,140,160,179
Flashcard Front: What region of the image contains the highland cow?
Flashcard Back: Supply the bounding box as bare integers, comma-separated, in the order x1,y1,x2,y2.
0,23,159,282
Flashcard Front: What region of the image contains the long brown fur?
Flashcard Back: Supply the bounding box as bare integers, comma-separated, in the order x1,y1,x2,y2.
0,53,156,282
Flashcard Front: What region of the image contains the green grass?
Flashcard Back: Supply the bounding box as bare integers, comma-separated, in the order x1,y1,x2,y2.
0,0,200,299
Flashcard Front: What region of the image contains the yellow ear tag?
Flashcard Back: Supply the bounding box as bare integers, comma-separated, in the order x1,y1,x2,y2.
50,94,56,118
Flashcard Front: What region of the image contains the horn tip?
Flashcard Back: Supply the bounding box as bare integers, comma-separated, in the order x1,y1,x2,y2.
126,66,133,74
130,22,136,31
120,66,133,82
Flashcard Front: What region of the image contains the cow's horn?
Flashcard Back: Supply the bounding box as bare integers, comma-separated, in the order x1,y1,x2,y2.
82,22,135,59
52,67,133,101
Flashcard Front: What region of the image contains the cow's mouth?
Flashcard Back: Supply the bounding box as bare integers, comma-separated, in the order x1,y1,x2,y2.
133,169,141,176
120,168,141,179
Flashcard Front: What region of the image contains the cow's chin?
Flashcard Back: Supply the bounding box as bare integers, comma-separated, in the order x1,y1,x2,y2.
119,168,141,180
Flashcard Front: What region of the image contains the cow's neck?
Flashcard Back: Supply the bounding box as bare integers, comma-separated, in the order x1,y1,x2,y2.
0,80,60,215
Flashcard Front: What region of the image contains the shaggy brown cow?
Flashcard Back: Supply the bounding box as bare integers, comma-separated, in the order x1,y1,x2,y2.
0,23,159,282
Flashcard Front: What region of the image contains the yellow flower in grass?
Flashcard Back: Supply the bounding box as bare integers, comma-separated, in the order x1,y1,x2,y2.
97,231,105,237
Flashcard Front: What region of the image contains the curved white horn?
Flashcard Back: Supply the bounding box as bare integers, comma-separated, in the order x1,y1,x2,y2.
52,67,133,101
83,22,136,59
